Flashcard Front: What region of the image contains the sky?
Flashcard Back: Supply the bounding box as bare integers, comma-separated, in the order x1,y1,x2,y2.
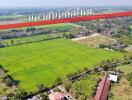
0,0,132,8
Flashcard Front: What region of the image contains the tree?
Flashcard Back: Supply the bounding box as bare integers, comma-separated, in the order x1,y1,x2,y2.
20,89,28,96
0,40,5,48
4,78,12,87
40,93,49,100
126,72,132,86
0,65,3,69
9,92,21,100
0,43,4,48
62,78,72,92
37,84,45,91
11,40,14,45
55,77,62,83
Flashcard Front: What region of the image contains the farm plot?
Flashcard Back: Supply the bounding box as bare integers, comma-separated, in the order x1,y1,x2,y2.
0,39,123,92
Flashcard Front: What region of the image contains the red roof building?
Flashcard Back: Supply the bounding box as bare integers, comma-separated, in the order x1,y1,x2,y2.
94,74,110,100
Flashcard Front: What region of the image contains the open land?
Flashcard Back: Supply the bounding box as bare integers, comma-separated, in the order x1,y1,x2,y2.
72,33,117,47
0,38,123,92
109,64,132,100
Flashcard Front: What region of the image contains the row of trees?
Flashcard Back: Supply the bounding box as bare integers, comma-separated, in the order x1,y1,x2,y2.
0,26,74,40
0,30,91,48
99,42,128,52
0,34,62,48
63,31,91,39
76,16,132,45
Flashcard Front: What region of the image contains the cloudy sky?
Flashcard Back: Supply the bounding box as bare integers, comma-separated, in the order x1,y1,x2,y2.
0,0,132,8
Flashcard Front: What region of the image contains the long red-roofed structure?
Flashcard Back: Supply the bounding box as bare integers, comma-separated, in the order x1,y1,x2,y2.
94,74,110,100
0,11,132,30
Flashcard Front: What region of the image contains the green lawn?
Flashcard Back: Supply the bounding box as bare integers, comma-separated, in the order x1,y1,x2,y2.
0,39,123,92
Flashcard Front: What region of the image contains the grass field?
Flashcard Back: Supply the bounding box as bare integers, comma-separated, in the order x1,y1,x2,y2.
0,39,123,92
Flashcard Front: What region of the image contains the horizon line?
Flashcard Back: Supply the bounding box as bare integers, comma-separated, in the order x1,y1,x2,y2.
0,5,132,8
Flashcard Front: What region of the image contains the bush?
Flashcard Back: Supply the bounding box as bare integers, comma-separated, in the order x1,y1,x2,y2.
37,84,45,91
20,89,28,96
62,79,72,92
4,78,12,87
0,43,5,48
40,93,49,100
126,72,132,86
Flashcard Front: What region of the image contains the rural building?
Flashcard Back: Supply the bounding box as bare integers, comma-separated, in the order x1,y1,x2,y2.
108,74,118,82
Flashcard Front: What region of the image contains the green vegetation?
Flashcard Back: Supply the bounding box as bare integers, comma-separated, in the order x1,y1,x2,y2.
70,74,101,99
115,25,132,45
119,35,132,45
129,25,132,33
0,39,123,92
33,23,76,30
117,64,132,86
116,65,132,74
2,33,63,46
0,67,19,98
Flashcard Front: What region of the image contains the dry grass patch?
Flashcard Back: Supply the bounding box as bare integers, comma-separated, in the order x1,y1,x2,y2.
124,46,132,54
109,77,132,100
73,33,117,47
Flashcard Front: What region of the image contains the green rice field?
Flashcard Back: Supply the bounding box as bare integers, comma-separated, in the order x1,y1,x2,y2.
0,39,123,92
